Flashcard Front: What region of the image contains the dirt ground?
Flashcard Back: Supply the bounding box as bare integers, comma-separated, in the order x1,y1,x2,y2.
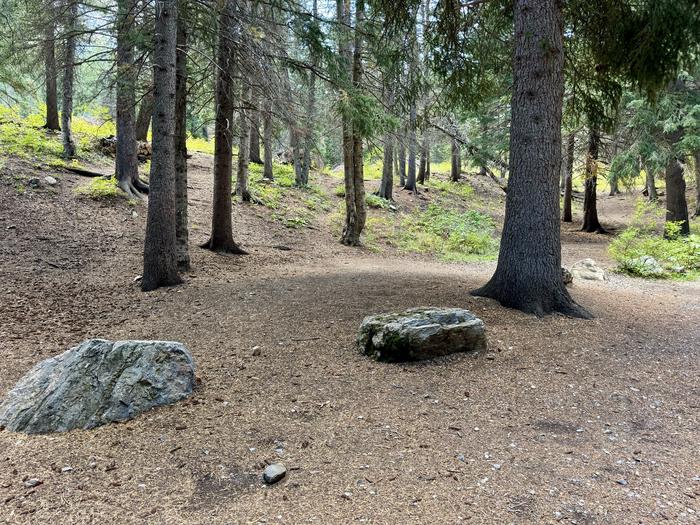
1,154,699,524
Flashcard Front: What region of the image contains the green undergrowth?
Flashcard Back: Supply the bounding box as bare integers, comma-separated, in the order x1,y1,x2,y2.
74,176,124,201
609,200,700,279
331,200,499,261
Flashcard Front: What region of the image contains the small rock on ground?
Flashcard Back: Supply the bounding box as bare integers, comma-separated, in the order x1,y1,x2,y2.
263,463,287,484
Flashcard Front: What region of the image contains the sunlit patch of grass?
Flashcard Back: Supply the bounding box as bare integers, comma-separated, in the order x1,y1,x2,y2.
427,177,474,200
186,136,217,155
74,176,124,200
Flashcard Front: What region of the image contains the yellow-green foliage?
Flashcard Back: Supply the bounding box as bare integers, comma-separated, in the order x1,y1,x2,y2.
0,106,116,160
75,177,123,200
334,184,345,197
396,203,498,262
609,200,699,279
186,136,217,155
428,177,475,199
365,194,390,209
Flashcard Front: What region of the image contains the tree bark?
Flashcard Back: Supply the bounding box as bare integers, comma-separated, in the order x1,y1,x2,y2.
473,0,589,318
398,130,406,187
645,165,658,201
562,133,574,222
378,84,394,200
248,94,263,165
142,0,182,291
237,83,252,202
263,98,274,180
135,90,154,141
450,135,460,182
43,3,60,131
581,127,606,233
300,0,318,185
404,103,417,192
201,0,246,254
115,0,142,198
338,0,366,245
694,151,700,217
418,134,427,185
174,0,190,271
664,157,690,236
61,0,78,159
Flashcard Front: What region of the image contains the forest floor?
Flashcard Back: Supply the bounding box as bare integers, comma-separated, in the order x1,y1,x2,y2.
1,153,699,524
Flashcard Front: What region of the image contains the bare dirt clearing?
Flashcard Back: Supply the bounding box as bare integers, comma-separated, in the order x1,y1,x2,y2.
1,155,699,524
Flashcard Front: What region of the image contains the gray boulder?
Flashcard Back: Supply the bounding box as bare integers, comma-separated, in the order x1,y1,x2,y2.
358,307,487,362
0,339,196,434
571,258,607,281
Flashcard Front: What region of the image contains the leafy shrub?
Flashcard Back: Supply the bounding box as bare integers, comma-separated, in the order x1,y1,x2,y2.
428,177,474,199
334,184,345,197
609,200,700,278
365,194,390,209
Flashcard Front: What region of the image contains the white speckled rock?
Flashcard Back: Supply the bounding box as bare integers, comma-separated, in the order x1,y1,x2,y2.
358,307,487,362
0,339,196,434
571,259,607,281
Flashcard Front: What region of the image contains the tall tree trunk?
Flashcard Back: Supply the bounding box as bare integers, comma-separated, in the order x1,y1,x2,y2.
201,0,246,254
43,3,60,131
237,83,252,202
61,0,78,159
378,82,394,200
450,136,460,182
425,140,431,182
581,127,606,233
398,130,406,186
645,165,658,201
142,0,182,291
473,0,589,318
174,0,190,271
338,0,365,246
417,134,427,185
665,157,690,236
405,103,417,192
116,0,142,198
379,133,394,200
135,90,154,141
248,92,263,165
263,99,273,180
694,151,700,217
562,133,574,222
300,0,318,185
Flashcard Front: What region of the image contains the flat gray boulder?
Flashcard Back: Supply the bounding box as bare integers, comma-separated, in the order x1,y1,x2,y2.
358,307,487,362
0,339,196,434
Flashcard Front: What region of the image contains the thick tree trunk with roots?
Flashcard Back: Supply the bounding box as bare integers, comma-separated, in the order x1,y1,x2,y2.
581,128,606,233
263,99,274,180
562,133,574,222
237,84,252,202
201,0,246,254
43,4,60,131
664,157,690,236
116,0,144,199
174,1,190,271
135,90,154,142
450,136,461,182
61,0,78,159
473,0,589,318
142,0,182,292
